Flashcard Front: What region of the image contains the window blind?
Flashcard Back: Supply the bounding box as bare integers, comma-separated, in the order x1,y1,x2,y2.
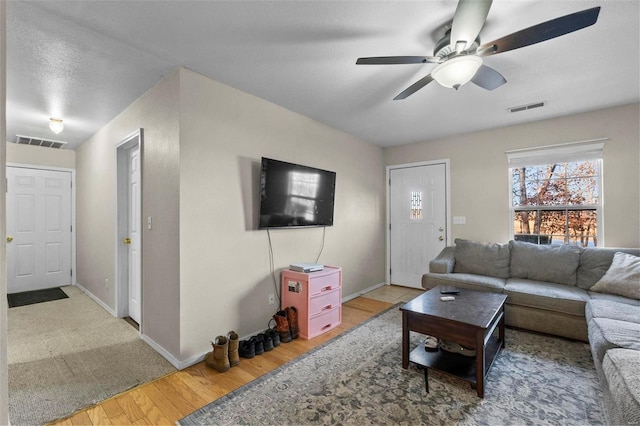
506,139,606,168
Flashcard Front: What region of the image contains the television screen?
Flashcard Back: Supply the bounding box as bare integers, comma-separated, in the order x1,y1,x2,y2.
259,158,336,229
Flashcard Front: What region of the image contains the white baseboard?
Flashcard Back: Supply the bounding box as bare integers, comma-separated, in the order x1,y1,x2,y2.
74,282,117,317
74,283,185,370
342,281,386,303
76,281,390,371
141,334,184,370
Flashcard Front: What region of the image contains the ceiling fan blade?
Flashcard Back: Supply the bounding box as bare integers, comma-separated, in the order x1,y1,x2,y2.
450,0,493,52
393,74,434,100
476,6,600,57
471,65,506,90
356,56,440,65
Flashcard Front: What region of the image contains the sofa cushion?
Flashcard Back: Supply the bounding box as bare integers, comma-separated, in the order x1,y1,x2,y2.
602,349,640,426
509,240,581,286
422,272,506,293
577,247,640,290
586,299,640,324
588,318,640,364
453,239,511,279
589,291,640,307
590,252,640,300
504,279,589,316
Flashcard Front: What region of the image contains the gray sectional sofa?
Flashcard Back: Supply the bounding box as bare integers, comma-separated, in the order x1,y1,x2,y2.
422,239,640,425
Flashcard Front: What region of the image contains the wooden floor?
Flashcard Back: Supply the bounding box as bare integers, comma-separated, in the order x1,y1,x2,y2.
50,296,396,425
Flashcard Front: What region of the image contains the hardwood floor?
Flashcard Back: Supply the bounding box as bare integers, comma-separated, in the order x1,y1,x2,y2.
49,294,414,425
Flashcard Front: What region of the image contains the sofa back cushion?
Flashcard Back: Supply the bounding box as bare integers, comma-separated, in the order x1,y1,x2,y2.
453,239,511,279
509,240,581,286
577,247,640,290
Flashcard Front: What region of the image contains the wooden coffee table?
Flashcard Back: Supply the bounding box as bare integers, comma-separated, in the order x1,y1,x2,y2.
400,286,507,398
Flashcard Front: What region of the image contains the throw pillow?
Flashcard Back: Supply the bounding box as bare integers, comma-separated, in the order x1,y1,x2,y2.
590,252,640,300
453,239,511,279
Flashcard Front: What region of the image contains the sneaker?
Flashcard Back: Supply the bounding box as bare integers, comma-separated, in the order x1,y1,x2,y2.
238,340,255,359
266,328,281,347
251,335,265,355
424,335,438,352
260,332,274,352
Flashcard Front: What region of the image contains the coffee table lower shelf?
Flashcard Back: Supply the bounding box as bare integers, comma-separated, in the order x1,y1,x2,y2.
409,334,503,394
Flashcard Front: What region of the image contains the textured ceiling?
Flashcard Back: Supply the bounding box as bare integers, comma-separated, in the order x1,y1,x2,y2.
7,1,640,150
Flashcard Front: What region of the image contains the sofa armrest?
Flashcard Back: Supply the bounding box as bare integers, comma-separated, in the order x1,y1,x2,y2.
429,246,455,274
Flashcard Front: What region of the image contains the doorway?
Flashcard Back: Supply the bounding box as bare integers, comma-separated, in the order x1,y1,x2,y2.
388,161,450,288
116,130,143,327
6,166,73,293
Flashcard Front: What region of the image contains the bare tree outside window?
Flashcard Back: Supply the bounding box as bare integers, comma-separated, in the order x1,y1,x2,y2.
511,160,600,247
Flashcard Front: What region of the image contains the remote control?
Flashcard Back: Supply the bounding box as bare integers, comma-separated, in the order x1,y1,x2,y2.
440,287,460,295
440,296,455,302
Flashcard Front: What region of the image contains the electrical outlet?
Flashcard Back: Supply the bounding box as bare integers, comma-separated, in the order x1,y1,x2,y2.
268,293,275,305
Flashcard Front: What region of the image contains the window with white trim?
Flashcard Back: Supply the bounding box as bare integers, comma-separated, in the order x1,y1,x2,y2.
507,141,604,247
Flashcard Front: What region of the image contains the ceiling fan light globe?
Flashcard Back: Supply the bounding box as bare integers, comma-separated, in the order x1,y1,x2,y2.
432,55,483,89
49,118,64,134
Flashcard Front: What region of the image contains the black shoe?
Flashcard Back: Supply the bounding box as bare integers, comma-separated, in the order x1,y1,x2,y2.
260,332,274,351
238,340,255,359
266,329,280,347
251,335,265,355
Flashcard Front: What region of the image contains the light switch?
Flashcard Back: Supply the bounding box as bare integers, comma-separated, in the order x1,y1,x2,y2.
453,216,466,225
147,216,152,230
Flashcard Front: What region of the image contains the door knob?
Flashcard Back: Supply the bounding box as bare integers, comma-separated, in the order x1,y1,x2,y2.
439,236,444,241
6,236,13,243
123,238,131,245
439,227,444,232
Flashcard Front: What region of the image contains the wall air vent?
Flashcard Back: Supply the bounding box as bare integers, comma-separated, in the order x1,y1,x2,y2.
14,135,67,149
508,101,546,114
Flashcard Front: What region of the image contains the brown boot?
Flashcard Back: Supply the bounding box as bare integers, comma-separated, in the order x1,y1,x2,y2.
207,335,230,373
285,306,299,339
273,310,292,343
227,331,239,367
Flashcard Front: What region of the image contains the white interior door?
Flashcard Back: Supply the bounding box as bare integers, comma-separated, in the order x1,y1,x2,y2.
127,147,141,323
389,163,447,288
6,167,72,293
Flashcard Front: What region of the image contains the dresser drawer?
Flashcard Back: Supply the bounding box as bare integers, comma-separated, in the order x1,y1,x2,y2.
309,287,340,317
308,273,341,296
308,306,341,339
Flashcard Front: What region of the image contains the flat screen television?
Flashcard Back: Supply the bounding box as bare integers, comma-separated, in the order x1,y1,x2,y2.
259,157,336,229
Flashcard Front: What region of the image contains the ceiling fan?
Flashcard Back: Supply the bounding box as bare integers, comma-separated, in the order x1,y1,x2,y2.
356,1,600,100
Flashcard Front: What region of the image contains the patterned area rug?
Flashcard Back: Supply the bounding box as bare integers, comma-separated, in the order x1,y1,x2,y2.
180,305,605,425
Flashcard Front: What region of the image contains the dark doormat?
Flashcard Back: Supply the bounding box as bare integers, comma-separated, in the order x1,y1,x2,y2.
7,287,69,308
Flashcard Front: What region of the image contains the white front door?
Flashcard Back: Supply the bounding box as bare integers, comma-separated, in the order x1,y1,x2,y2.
389,163,447,288
127,147,141,323
6,167,72,293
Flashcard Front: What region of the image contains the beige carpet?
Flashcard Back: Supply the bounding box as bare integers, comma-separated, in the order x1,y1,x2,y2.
8,286,176,425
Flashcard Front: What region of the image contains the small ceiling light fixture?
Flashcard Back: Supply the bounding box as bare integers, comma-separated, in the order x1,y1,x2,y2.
49,118,64,134
431,55,483,90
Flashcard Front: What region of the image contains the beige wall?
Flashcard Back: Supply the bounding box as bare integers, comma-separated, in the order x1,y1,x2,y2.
74,67,385,364
0,2,7,421
75,69,181,357
178,68,386,360
384,103,640,248
6,142,75,169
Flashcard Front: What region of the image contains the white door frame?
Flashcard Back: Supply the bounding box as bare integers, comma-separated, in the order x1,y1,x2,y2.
6,163,76,289
386,159,451,286
115,129,143,331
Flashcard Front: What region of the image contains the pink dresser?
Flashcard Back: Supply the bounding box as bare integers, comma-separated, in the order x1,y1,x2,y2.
280,266,342,339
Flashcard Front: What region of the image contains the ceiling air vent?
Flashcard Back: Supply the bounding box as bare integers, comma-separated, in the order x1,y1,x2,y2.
15,135,67,149
508,101,546,114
